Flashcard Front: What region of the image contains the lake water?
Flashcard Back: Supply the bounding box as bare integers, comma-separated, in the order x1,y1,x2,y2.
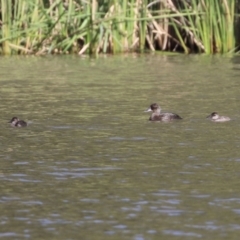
1,54,240,239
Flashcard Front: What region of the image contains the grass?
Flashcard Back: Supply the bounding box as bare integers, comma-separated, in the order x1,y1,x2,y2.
0,0,238,55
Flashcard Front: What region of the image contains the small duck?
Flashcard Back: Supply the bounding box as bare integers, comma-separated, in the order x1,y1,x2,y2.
9,117,27,127
206,112,230,122
145,103,182,121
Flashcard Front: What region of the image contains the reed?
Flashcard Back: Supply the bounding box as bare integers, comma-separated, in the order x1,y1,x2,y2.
0,0,238,55
180,0,236,53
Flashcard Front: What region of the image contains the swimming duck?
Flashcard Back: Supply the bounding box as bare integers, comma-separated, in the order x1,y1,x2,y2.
206,112,230,122
145,103,182,121
9,117,27,127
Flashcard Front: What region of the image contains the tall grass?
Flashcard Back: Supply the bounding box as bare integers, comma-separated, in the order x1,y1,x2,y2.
0,0,238,55
175,0,236,53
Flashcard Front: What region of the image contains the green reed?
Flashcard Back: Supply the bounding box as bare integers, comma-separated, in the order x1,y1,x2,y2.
0,0,238,55
180,0,236,53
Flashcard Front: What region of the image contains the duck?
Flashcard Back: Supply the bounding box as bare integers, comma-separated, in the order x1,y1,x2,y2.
206,112,230,122
145,103,182,121
9,117,27,127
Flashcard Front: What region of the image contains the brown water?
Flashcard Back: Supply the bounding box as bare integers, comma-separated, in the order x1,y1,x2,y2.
1,54,240,239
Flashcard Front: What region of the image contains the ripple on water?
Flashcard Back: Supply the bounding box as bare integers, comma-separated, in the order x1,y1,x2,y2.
163,230,202,238
155,209,185,216
232,209,240,215
0,233,18,237
131,137,146,141
109,136,125,141
113,224,127,229
22,201,43,206
13,161,29,165
51,126,73,129
80,198,100,203
152,190,180,197
45,166,122,179
38,218,72,226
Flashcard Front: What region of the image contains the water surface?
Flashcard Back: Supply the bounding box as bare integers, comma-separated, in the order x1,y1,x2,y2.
1,54,240,239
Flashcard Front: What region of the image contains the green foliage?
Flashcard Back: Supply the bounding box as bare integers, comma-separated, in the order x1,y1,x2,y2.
0,0,238,55
178,0,236,53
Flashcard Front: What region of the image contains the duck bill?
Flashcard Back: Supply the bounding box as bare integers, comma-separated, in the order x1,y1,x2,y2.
144,108,152,112
206,114,211,119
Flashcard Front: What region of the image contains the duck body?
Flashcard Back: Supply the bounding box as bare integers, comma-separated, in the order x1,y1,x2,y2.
149,112,182,121
206,112,230,122
145,103,182,122
9,117,27,127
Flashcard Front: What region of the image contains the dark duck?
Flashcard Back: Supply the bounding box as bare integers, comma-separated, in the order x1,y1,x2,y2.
145,103,182,121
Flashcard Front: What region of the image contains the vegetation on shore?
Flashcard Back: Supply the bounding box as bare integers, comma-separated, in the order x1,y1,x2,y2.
0,0,238,55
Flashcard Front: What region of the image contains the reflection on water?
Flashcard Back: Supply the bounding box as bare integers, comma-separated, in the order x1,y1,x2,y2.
0,55,240,239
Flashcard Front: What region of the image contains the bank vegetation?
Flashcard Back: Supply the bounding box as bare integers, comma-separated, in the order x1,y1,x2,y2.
0,0,239,55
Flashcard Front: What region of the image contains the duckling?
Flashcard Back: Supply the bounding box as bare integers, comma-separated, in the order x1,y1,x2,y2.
206,112,230,122
9,117,27,127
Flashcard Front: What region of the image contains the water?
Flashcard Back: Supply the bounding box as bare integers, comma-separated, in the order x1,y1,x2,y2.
1,54,240,239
